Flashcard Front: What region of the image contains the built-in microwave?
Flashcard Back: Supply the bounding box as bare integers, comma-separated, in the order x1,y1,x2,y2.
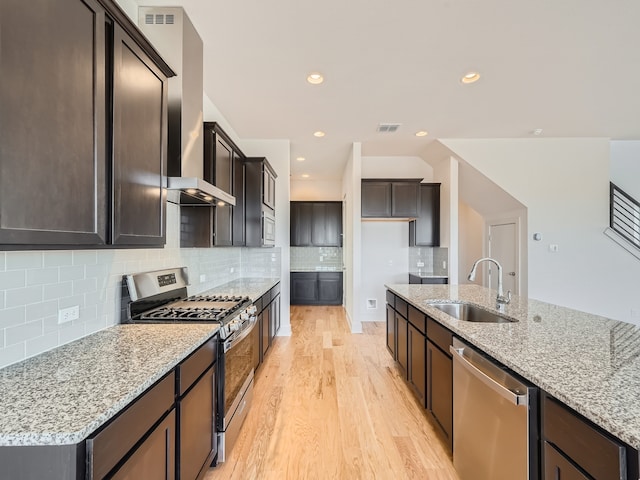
262,210,275,246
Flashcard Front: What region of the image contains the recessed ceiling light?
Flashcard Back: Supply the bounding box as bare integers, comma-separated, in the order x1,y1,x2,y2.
296,156,306,162
461,71,480,84
415,131,429,137
186,189,197,195
313,131,325,138
307,72,324,85
302,174,310,178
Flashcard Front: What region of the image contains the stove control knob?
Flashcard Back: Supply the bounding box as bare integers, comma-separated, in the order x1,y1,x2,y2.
247,305,257,315
240,312,250,320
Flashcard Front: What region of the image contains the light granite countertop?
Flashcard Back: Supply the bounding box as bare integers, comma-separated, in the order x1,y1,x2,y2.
408,272,449,278
0,277,280,447
386,284,640,450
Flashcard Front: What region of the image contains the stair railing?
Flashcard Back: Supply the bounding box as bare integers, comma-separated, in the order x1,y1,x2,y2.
610,182,640,251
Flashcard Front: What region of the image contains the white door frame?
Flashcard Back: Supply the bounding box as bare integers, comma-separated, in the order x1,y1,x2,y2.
484,216,522,296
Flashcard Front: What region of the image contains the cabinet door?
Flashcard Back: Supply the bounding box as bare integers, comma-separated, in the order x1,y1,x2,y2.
214,204,233,246
263,166,276,210
262,305,270,358
409,183,440,246
408,324,427,406
0,0,107,246
427,340,453,450
179,366,215,480
544,442,590,480
290,272,318,305
111,409,175,480
325,202,343,246
317,272,343,305
290,202,312,246
212,131,233,194
391,182,419,217
386,304,396,359
112,23,167,246
270,294,281,338
396,313,408,377
232,153,245,246
361,182,392,217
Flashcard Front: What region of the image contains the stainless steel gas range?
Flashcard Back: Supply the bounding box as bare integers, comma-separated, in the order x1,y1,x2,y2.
122,267,257,464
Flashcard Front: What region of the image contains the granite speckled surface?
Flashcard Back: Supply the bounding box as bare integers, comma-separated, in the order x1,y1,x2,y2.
0,323,219,446
386,283,640,450
409,272,449,279
0,278,280,447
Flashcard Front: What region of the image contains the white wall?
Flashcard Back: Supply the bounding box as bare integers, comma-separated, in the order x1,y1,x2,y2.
431,157,459,284
458,201,484,285
611,141,640,200
290,179,343,201
240,139,292,336
441,138,640,324
341,143,362,333
361,156,434,180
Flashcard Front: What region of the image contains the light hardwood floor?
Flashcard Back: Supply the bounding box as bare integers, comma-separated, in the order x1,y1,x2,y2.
206,306,459,480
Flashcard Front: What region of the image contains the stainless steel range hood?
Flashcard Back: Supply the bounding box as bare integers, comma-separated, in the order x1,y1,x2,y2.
138,7,235,207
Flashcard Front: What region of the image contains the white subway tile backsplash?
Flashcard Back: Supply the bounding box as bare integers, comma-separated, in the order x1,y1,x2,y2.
43,315,60,334
73,250,97,266
5,286,43,308
59,265,85,281
85,263,109,280
58,295,85,310
0,271,26,290
0,306,26,329
26,268,60,286
58,321,85,345
0,343,25,369
6,320,43,346
43,282,73,300
73,278,97,296
25,332,58,357
43,251,73,267
0,252,6,272
6,252,43,270
25,301,58,322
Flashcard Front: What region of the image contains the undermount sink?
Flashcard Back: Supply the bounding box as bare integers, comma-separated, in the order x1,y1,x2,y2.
428,302,517,323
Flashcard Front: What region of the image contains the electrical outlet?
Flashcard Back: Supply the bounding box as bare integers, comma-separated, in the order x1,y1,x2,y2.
199,274,206,282
229,267,234,273
417,261,425,267
549,244,559,252
442,260,447,269
58,305,79,324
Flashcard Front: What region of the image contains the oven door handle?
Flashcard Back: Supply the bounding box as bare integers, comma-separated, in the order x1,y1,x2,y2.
224,316,257,353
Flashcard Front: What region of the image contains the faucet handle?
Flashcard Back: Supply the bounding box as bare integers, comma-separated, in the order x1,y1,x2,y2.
497,291,512,305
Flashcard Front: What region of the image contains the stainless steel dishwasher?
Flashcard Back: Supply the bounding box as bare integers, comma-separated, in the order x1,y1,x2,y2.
450,338,538,480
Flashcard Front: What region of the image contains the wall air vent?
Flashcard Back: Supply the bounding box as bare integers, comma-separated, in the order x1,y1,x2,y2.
145,14,174,25
377,123,401,133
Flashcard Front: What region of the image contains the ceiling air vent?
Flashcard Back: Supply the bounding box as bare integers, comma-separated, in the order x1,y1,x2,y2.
145,14,174,25
377,123,401,133
165,14,175,24
145,14,154,24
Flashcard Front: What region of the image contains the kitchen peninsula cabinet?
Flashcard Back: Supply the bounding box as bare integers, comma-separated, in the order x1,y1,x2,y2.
361,179,421,218
0,0,173,250
426,317,453,451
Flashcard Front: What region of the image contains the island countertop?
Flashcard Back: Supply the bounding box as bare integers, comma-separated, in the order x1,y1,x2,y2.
385,283,640,450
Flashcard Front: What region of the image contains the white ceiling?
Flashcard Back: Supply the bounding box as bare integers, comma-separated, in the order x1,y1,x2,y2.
136,0,640,181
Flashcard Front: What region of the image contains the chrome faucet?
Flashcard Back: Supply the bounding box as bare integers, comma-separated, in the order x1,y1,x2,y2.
468,257,512,306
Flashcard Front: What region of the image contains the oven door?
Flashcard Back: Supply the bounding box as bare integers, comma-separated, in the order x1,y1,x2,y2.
220,317,256,431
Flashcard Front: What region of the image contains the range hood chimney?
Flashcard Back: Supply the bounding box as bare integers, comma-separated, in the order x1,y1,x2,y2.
138,7,235,207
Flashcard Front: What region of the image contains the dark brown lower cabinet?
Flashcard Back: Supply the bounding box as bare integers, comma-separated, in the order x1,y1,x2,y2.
408,323,426,406
290,272,343,305
261,307,270,360
544,442,589,480
111,410,175,480
396,312,408,376
427,339,453,450
386,304,396,358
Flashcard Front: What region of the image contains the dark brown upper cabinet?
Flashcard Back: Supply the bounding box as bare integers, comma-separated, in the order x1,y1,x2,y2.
245,157,277,247
290,201,342,247
0,0,173,249
409,183,441,247
361,179,421,218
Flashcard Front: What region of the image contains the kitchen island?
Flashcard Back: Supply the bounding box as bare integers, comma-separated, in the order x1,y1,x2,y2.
386,283,640,453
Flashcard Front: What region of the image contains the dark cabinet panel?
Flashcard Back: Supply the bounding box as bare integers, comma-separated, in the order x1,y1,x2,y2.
270,293,281,340
251,317,261,371
409,183,440,246
262,306,270,358
111,409,175,480
233,153,246,246
361,182,392,217
408,274,448,285
0,0,107,246
111,23,167,246
408,323,426,406
544,442,590,480
396,312,408,377
427,339,453,450
391,182,419,217
290,201,342,247
290,272,343,305
290,202,313,246
386,304,396,359
263,165,276,210
245,157,277,247
361,179,421,218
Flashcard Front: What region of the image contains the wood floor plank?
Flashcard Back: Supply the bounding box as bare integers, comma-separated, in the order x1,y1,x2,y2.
206,306,459,480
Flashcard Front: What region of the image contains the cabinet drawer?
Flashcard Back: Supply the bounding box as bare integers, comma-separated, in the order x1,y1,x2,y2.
395,297,408,319
386,290,395,306
270,282,281,301
544,395,625,480
426,317,453,355
544,441,589,480
87,371,175,479
177,338,216,396
408,305,426,335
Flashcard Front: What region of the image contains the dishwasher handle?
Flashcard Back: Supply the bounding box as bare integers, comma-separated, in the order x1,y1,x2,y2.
450,345,528,406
